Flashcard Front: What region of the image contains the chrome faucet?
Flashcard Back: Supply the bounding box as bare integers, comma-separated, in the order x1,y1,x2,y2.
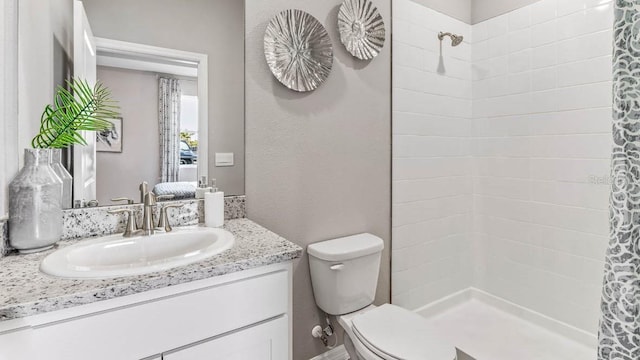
141,189,177,236
141,191,157,236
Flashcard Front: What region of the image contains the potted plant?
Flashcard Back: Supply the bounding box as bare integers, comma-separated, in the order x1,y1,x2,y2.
9,79,120,253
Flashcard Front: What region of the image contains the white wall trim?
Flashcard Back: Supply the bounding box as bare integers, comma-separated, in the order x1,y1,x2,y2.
413,287,598,349
0,0,19,218
94,37,209,182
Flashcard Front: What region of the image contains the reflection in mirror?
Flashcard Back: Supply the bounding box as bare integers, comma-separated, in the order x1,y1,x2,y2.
74,36,209,208
95,65,200,206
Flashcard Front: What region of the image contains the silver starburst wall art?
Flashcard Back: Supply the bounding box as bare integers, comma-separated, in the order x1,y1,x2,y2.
337,0,386,60
264,9,334,92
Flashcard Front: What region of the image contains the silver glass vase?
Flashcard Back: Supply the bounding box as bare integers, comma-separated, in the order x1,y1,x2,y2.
50,149,73,210
9,149,63,253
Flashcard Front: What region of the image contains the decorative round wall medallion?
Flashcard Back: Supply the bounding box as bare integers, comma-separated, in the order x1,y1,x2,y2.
337,0,386,60
264,9,334,92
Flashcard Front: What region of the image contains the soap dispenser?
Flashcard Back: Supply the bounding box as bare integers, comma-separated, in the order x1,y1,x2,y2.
205,179,224,227
195,176,212,199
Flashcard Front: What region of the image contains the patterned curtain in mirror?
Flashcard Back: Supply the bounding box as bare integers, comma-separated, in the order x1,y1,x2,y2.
159,77,182,183
598,2,640,360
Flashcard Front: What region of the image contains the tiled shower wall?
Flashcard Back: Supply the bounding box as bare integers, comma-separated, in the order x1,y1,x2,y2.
392,0,612,334
472,0,612,333
392,1,474,309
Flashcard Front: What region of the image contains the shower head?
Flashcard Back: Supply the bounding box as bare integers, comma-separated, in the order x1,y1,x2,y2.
438,32,464,47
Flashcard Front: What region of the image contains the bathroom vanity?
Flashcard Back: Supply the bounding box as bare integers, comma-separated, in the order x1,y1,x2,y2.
0,219,301,360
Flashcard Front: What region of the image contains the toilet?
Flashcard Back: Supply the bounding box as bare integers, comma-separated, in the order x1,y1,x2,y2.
308,234,457,360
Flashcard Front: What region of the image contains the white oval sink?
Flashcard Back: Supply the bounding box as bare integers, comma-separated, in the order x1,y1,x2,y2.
40,227,235,279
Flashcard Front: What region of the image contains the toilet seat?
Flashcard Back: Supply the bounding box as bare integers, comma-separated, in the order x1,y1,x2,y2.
350,304,456,360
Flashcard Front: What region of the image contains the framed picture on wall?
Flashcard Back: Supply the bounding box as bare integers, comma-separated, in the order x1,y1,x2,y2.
96,117,123,153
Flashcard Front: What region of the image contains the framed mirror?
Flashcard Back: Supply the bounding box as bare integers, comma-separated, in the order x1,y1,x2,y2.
91,37,209,206
7,0,245,210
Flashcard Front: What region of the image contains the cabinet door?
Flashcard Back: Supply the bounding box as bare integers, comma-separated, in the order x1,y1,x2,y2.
163,316,288,360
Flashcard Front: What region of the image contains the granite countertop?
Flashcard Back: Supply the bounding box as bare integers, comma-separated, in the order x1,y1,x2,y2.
0,219,302,321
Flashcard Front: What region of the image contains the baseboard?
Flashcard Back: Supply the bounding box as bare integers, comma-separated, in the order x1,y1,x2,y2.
413,287,598,349
309,345,350,360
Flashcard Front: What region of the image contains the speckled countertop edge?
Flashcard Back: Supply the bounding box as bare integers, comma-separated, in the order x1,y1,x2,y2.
0,218,301,321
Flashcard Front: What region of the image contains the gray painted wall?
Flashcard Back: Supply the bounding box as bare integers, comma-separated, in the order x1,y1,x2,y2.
414,0,542,24
245,1,391,359
412,0,472,24
472,0,541,23
82,0,245,195
95,67,160,205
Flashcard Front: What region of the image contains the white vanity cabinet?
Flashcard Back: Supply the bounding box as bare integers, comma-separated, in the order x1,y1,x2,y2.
0,262,293,360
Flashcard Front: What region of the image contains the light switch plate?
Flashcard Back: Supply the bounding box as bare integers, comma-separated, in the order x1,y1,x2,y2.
215,152,234,167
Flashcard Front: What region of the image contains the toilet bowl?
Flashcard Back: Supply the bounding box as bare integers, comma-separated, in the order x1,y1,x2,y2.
308,234,457,360
338,304,457,360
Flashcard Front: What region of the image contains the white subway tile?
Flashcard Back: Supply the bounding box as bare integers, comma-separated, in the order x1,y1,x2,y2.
528,134,612,159
529,107,611,135
393,195,472,226
474,157,531,179
486,15,509,38
488,35,509,58
531,19,557,48
508,49,531,73
393,135,471,158
555,81,613,111
393,42,425,70
556,56,612,87
529,158,610,183
393,157,472,180
508,72,532,95
508,6,531,31
557,0,588,17
473,115,531,137
473,137,531,158
531,43,557,69
557,30,612,64
530,0,557,25
394,112,472,137
530,180,609,209
394,176,472,204
474,176,531,200
529,202,608,235
530,89,558,113
508,28,532,53
474,21,489,43
530,68,556,91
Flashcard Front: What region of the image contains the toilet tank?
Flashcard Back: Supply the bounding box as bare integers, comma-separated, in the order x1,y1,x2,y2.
308,233,384,315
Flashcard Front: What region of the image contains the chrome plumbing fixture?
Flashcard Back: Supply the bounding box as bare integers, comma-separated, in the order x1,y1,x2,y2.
438,31,464,46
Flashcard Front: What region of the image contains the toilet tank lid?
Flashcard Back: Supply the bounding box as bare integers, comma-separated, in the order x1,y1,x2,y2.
308,233,384,261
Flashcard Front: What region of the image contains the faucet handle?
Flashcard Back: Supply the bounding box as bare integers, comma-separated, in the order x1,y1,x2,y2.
157,203,184,232
111,197,135,205
108,209,138,237
156,194,176,202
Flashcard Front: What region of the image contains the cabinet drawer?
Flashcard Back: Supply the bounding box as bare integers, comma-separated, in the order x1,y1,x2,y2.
164,316,288,360
33,270,289,360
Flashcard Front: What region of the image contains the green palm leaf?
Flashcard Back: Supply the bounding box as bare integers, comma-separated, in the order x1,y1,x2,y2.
31,78,121,149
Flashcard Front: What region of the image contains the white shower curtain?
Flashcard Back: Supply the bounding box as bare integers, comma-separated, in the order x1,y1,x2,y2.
598,2,640,360
159,77,181,183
